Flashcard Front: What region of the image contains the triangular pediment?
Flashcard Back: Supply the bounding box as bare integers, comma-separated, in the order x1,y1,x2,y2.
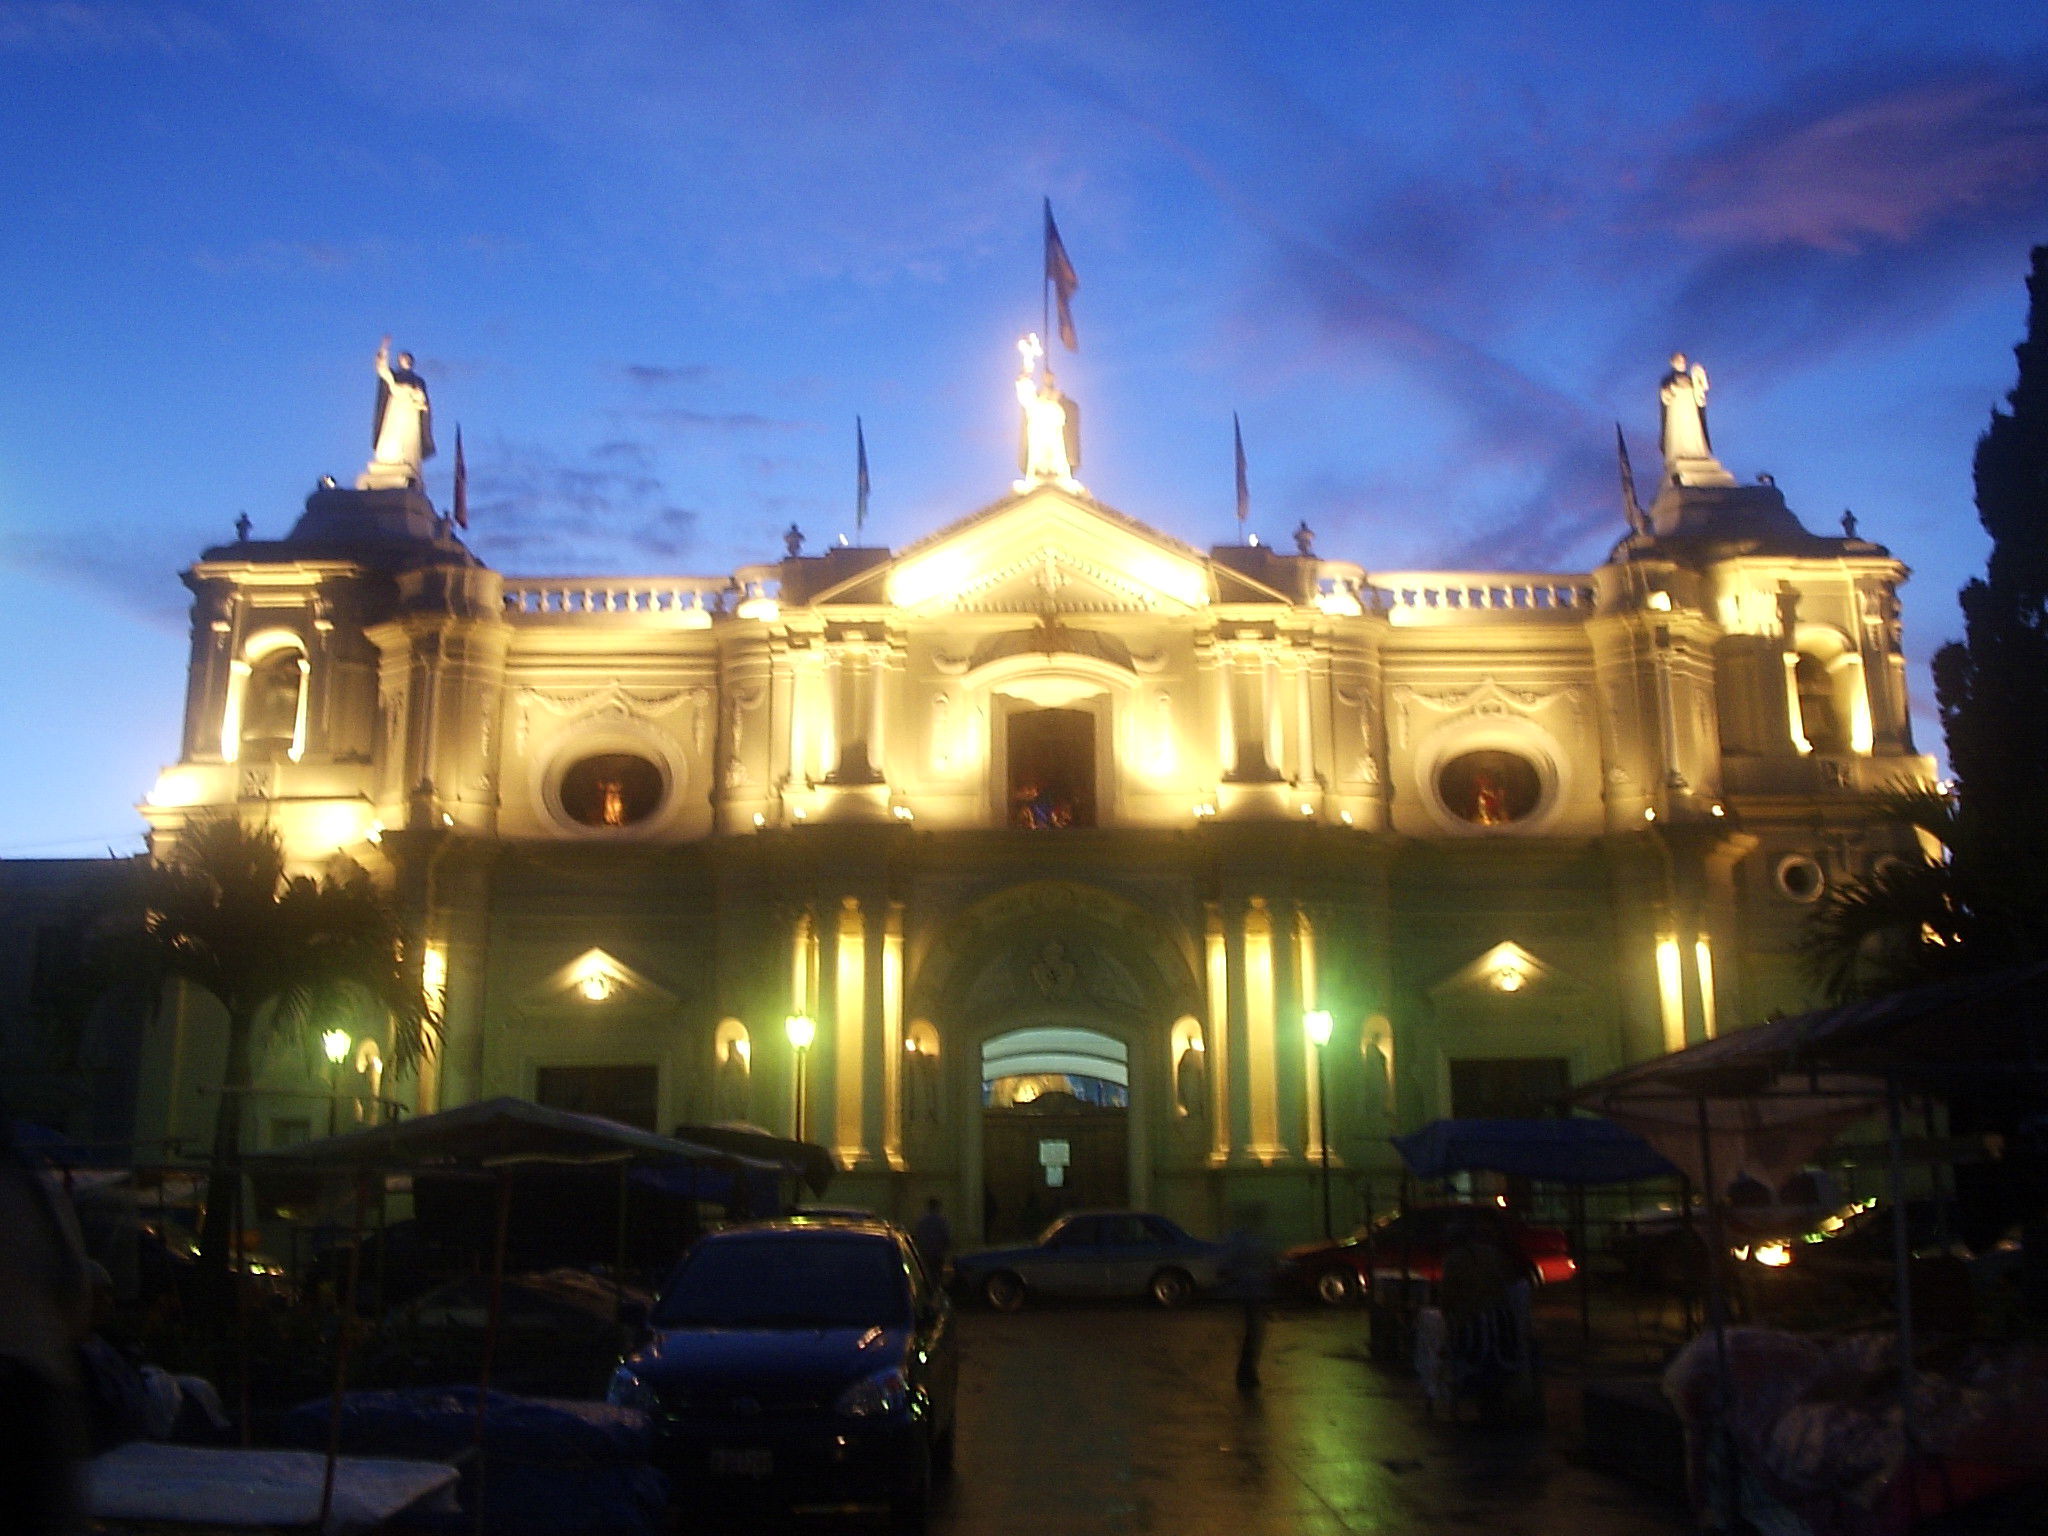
885,486,1210,615
521,948,681,1012
1428,941,1577,999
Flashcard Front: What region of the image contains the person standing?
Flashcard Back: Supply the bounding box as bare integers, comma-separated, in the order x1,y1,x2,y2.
913,1197,952,1280
1219,1206,1273,1394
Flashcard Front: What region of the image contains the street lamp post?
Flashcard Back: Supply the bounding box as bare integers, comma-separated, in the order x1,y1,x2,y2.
1304,1010,1335,1238
785,1014,816,1142
321,1028,352,1137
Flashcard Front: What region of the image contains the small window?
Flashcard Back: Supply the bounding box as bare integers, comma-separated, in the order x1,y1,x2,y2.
559,753,665,828
1436,750,1543,826
1045,1217,1099,1248
1775,854,1826,903
1008,708,1097,829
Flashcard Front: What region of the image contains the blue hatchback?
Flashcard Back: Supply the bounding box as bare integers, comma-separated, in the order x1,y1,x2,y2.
608,1218,958,1528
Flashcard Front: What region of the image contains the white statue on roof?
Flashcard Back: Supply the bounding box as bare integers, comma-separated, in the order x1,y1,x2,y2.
1014,333,1082,494
1658,351,1734,487
359,336,435,490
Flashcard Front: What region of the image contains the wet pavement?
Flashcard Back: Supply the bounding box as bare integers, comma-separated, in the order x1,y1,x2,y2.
927,1304,1687,1536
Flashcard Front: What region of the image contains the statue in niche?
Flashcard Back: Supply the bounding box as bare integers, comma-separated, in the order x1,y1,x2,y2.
715,1039,751,1121
1658,352,1712,468
1174,1040,1207,1120
904,1039,941,1125
597,777,627,828
1362,1032,1393,1118
360,337,435,490
1471,768,1507,826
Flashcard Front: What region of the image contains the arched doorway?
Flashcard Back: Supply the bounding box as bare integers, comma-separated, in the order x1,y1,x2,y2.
981,1026,1129,1238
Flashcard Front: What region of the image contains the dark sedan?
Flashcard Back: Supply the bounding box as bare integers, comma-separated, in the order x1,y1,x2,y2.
606,1217,957,1529
954,1210,1227,1310
1279,1204,1576,1305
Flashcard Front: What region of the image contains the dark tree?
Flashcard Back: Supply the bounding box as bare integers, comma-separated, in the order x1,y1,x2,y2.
1932,243,2048,938
1805,248,2048,998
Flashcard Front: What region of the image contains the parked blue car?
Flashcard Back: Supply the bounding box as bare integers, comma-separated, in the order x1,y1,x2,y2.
607,1217,957,1529
953,1210,1227,1310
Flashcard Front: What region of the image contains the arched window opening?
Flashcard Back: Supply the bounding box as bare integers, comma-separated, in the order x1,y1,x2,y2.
231,634,309,764
981,1026,1127,1108
1795,654,1846,755
713,1018,751,1122
1008,708,1097,828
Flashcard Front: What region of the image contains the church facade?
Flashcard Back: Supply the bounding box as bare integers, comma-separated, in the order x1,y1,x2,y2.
134,343,1934,1240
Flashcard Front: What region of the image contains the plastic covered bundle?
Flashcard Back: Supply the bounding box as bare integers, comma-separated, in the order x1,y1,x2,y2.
282,1386,653,1463
278,1388,667,1536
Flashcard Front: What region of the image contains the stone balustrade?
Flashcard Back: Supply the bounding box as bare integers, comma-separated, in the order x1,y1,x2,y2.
1314,566,1596,619
501,574,779,623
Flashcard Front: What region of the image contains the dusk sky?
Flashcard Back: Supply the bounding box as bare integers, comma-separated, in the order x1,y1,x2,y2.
3,2,2046,856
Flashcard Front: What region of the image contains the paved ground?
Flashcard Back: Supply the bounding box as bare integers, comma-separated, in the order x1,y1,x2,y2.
923,1303,1687,1536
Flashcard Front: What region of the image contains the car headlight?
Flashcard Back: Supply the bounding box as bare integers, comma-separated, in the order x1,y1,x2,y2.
833,1366,909,1419
1752,1240,1793,1268
606,1365,659,1412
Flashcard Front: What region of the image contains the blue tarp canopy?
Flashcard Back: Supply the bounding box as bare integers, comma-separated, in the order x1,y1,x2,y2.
1392,1116,1678,1185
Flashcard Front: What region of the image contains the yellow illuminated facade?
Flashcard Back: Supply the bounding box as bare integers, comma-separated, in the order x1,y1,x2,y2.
132,347,1934,1239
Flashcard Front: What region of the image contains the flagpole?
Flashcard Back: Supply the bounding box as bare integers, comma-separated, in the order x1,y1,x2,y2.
1041,205,1051,355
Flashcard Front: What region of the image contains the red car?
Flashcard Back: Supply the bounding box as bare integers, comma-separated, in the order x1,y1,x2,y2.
1279,1205,1576,1306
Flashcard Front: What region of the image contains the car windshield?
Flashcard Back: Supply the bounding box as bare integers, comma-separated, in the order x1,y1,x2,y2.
652,1235,910,1330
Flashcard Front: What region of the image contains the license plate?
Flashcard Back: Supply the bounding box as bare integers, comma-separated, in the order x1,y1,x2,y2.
710,1447,773,1479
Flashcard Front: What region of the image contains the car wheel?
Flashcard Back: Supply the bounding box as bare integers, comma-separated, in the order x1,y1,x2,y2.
982,1271,1026,1312
1315,1269,1358,1306
1148,1268,1194,1308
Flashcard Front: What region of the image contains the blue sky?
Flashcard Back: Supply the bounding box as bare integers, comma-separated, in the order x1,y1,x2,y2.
2,1,2045,855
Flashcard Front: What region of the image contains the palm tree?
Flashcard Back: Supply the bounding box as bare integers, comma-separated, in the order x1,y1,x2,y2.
1800,782,2047,1003
141,816,438,1281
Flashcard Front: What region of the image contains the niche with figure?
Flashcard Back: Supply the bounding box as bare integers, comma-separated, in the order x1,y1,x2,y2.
903,1020,942,1128
712,1019,752,1122
1008,708,1097,829
560,752,665,828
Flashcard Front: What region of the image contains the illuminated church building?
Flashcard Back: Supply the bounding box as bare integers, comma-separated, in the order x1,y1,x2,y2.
137,340,1933,1238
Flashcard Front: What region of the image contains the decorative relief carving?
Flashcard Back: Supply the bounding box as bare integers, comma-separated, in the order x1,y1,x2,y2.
724,685,764,788
514,682,694,753
1030,940,1078,999
1335,684,1381,784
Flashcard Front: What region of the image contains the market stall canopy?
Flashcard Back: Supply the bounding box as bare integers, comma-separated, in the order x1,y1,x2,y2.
256,1096,782,1175
1572,962,2048,1187
669,1121,835,1194
1392,1117,1678,1185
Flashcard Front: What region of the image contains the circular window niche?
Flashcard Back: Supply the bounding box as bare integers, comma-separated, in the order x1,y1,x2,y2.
558,751,667,829
1436,749,1544,828
1775,854,1826,903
